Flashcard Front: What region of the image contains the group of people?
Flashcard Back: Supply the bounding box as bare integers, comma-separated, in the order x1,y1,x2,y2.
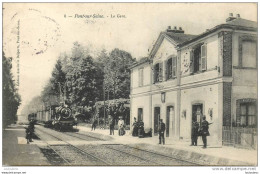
91,116,126,136
132,117,145,138
91,115,212,148
191,116,212,148
158,116,212,148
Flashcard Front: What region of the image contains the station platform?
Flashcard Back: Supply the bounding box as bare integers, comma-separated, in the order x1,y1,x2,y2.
76,125,257,166
2,124,50,166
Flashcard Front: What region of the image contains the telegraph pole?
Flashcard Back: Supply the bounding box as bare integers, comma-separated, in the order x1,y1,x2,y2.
103,82,105,124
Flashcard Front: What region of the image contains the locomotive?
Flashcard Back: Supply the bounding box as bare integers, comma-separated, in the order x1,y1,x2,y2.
53,103,76,130
30,103,77,131
28,113,37,122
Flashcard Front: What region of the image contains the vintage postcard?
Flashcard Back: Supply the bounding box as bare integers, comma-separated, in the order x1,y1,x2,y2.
2,2,258,173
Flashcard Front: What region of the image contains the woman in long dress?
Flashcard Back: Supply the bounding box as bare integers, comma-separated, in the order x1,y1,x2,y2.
118,116,125,136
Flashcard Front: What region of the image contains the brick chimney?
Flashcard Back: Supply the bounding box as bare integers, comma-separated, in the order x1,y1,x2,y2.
226,13,237,22
166,26,184,33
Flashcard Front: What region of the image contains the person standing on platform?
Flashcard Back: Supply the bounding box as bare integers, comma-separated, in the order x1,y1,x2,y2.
158,119,166,145
132,117,138,137
201,116,212,148
91,119,97,131
118,116,125,136
25,127,32,144
109,115,115,135
191,120,199,146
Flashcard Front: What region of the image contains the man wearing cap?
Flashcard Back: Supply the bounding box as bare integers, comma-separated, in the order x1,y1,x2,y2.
109,115,115,135
201,116,212,148
158,119,166,145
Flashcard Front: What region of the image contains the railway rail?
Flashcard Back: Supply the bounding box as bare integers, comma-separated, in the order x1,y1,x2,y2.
35,127,111,165
35,126,200,166
63,130,200,166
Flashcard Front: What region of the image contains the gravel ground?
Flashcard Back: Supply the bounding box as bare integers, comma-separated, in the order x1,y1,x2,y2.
50,145,107,166
79,144,157,166
64,132,104,141
39,147,67,165
34,125,198,166
103,144,196,166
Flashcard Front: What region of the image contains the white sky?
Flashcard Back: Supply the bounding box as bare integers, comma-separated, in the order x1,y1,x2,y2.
2,3,257,115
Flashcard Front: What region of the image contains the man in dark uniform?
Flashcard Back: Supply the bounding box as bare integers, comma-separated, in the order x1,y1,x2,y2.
28,120,35,142
25,127,32,144
201,116,212,148
191,120,199,146
132,117,138,137
109,115,115,135
158,119,166,145
91,119,98,131
138,119,144,138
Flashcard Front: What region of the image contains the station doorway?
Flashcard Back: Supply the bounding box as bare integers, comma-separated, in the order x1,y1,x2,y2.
192,104,203,127
154,107,160,136
166,106,174,137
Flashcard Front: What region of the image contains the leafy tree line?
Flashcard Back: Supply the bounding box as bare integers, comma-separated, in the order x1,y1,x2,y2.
25,42,136,118
3,52,21,128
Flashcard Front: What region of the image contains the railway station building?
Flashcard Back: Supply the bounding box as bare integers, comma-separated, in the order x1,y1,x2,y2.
130,14,257,148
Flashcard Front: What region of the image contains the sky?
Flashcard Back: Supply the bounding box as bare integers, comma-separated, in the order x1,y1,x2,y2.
2,3,257,115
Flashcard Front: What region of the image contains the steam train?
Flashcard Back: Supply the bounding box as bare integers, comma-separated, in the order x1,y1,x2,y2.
28,104,77,131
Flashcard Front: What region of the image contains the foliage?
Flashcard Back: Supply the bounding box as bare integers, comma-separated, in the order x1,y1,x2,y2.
103,48,136,99
2,52,21,128
21,96,45,117
24,42,136,124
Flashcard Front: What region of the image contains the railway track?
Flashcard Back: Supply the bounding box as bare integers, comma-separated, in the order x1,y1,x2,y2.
34,131,70,165
36,126,201,166
35,127,111,166
36,127,159,165
63,131,200,166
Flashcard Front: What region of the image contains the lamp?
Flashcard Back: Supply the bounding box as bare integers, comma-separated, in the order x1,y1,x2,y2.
182,110,186,119
208,108,213,120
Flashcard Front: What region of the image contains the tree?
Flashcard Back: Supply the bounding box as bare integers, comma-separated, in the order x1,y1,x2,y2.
21,96,45,117
103,48,136,99
2,52,21,128
50,57,66,101
41,81,60,106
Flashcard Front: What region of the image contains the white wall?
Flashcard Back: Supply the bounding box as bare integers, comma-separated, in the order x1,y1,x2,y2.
153,38,177,63
131,63,151,94
180,34,219,77
180,83,221,146
131,95,151,130
152,90,178,138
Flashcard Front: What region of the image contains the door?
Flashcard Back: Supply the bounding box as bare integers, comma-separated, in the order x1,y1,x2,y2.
138,108,143,122
166,106,174,137
154,107,160,136
192,104,203,128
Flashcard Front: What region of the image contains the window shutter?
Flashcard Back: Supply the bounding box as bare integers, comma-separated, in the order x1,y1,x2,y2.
190,50,194,74
172,57,176,77
164,60,168,80
153,65,155,84
138,69,141,86
138,68,143,86
159,62,163,82
201,44,207,71
141,68,143,86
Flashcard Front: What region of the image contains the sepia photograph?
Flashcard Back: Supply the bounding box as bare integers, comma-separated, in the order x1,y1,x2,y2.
2,2,258,172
